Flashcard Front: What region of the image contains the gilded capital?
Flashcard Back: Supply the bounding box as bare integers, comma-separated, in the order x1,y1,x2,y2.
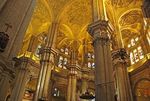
112,48,129,66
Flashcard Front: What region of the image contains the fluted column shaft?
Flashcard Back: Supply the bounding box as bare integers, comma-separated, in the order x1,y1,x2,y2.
88,20,115,101
34,23,58,101
112,49,133,101
10,57,30,101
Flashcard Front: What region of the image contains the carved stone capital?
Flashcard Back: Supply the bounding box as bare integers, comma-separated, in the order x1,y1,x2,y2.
112,48,129,66
87,20,113,46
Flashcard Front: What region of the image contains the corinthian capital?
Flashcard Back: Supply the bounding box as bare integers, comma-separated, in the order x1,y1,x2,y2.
112,48,129,66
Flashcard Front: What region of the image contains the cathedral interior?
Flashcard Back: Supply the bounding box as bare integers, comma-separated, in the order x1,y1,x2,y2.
0,0,150,101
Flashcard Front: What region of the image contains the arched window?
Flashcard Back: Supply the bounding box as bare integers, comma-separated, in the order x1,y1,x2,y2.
127,37,144,65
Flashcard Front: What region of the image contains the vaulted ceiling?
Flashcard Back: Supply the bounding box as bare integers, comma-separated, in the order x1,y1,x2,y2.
20,0,144,56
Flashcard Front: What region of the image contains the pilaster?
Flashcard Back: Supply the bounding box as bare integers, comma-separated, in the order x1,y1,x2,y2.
112,48,133,101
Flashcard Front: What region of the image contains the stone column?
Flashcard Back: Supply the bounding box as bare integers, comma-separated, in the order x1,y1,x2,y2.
0,0,36,59
67,65,79,101
10,57,31,101
0,71,11,101
88,20,115,101
34,23,58,101
112,48,133,101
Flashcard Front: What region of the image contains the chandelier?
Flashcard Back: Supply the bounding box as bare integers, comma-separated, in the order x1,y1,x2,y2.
80,90,95,100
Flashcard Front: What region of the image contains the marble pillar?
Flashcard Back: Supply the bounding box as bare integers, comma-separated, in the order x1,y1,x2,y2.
67,65,78,101
0,71,11,101
10,57,30,101
112,48,133,101
88,20,115,101
34,23,58,101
